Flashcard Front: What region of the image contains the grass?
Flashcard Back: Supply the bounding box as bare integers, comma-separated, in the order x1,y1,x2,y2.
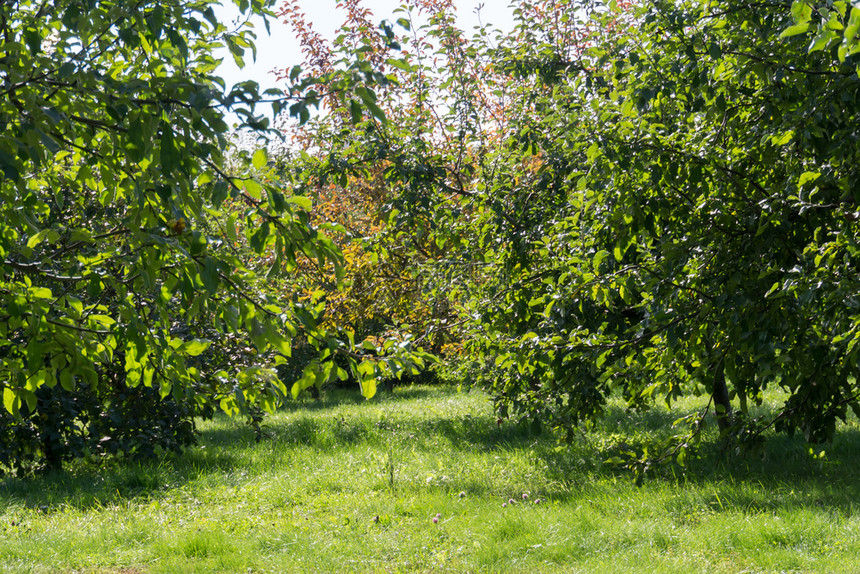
2,385,860,573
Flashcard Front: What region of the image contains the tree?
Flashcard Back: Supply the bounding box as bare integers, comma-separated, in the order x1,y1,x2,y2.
458,0,860,466
279,0,860,468
271,0,484,373
0,0,377,472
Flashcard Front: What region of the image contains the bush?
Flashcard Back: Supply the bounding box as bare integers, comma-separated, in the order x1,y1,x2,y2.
0,366,198,476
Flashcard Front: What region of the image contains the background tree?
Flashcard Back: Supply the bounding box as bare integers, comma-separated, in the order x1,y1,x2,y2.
271,0,493,386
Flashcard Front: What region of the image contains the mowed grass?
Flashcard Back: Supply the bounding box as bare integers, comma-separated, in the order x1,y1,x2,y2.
2,385,860,573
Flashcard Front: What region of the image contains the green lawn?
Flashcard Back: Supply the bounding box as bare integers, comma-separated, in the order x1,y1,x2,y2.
2,385,859,573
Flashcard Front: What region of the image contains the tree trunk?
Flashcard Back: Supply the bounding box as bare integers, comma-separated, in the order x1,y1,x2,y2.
712,357,733,433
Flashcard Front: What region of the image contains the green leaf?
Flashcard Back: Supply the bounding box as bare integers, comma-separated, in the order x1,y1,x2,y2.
845,8,860,43
0,149,21,181
3,387,19,416
266,327,291,357
791,1,813,24
201,257,220,295
22,389,36,414
58,62,76,78
266,251,282,279
181,339,211,357
593,249,610,269
355,87,387,123
60,371,76,392
226,35,246,67
252,148,268,169
386,58,413,72
160,127,180,173
67,296,83,318
349,99,363,124
619,283,632,304
798,171,821,186
89,315,116,327
764,282,782,298
809,28,838,52
772,131,794,146
212,180,230,207
30,287,53,299
27,230,50,248
360,377,377,399
355,86,377,105
707,43,721,59
24,28,41,55
286,195,313,211
245,179,263,200
226,213,238,241
780,23,811,38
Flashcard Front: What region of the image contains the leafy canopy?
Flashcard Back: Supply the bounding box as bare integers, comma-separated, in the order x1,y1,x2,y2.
278,0,860,468
474,0,860,463
0,0,377,449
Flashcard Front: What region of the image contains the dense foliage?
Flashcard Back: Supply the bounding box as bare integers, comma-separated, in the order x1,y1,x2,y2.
278,0,860,468
0,0,433,474
4,0,859,474
470,0,860,466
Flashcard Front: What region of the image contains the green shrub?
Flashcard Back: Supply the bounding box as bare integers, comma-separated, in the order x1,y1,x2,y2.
0,365,197,476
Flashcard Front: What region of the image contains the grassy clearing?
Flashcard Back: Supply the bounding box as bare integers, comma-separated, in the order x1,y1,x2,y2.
1,385,860,573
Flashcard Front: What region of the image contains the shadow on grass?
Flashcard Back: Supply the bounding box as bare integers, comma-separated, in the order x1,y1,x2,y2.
199,388,860,506
277,385,441,413
3,385,860,518
0,447,246,513
0,387,441,511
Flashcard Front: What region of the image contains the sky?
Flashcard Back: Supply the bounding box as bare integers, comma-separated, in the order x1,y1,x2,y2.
216,1,517,94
